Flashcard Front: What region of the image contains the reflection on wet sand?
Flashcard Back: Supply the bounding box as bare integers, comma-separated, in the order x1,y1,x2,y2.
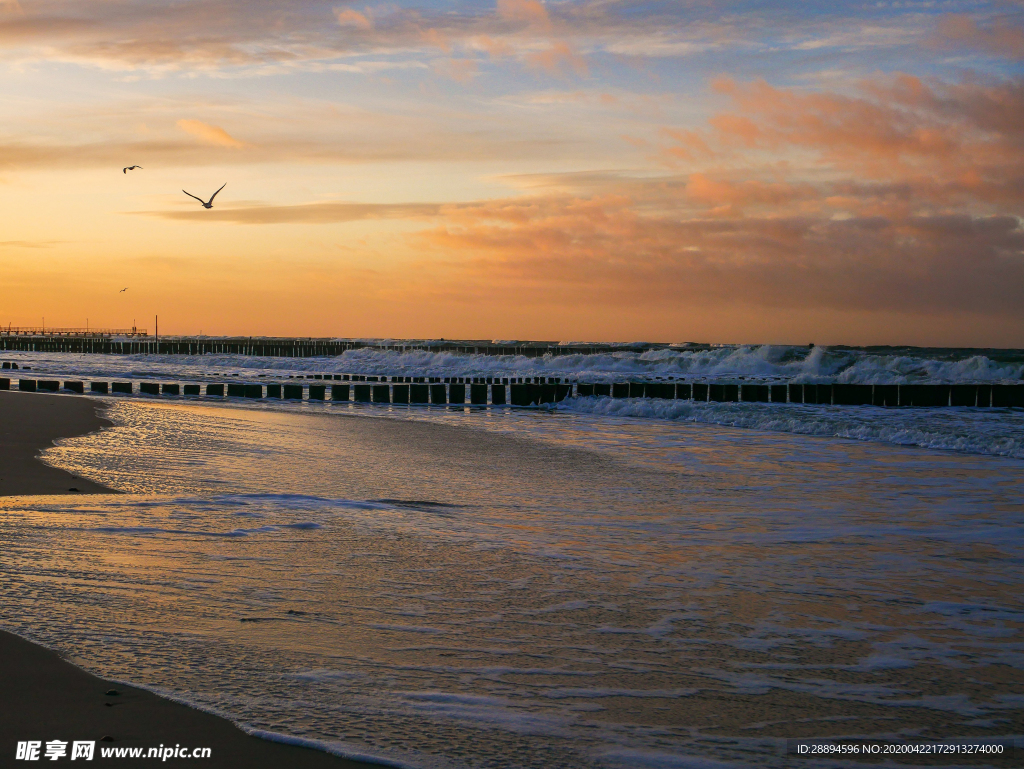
1,400,1020,767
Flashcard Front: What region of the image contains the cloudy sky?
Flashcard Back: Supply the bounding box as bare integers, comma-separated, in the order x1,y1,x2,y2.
1,0,1022,344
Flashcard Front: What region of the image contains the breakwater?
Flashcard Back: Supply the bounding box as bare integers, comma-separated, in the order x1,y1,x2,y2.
2,375,1021,408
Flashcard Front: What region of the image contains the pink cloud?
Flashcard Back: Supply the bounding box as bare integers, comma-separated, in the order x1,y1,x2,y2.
525,41,587,76
933,13,1024,59
496,0,551,31
334,7,372,30
420,27,452,53
473,34,514,58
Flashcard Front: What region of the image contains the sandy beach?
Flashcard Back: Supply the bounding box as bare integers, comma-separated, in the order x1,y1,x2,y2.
0,631,374,768
0,391,115,496
0,391,370,767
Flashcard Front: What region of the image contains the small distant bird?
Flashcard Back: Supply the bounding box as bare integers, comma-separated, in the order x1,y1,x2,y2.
123,165,142,174
182,183,226,209
119,288,128,293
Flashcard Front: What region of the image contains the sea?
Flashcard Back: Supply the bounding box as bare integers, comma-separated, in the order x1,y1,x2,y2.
1,343,1022,768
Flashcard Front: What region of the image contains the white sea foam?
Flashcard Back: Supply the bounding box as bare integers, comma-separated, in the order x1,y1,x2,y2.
399,692,572,736
554,396,1024,460
11,347,1024,462
5,344,1023,384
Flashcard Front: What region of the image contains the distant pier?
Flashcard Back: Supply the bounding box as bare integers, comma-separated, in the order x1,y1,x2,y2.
0,326,147,338
0,334,711,357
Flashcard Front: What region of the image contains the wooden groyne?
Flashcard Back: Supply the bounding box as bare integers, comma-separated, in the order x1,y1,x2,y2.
2,376,1021,408
0,335,709,358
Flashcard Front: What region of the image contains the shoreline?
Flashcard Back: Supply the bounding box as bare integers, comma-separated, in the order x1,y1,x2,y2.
0,630,375,768
0,390,116,496
0,391,376,767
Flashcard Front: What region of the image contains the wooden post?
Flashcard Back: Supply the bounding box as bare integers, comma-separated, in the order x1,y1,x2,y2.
448,383,466,405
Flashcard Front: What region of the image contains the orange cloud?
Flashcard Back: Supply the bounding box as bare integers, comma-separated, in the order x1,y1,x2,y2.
392,72,1024,332
474,35,514,58
138,201,444,224
420,27,451,53
933,14,1024,59
659,128,714,161
683,174,813,213
526,41,587,76
496,0,551,30
707,114,759,147
416,191,1024,320
334,7,372,30
688,75,1024,197
176,119,247,148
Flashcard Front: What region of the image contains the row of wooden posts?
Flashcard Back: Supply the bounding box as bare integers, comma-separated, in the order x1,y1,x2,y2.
0,336,690,358
3,377,1022,408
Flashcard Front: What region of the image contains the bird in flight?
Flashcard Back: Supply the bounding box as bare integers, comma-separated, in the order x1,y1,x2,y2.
119,288,128,293
123,165,142,174
183,183,226,209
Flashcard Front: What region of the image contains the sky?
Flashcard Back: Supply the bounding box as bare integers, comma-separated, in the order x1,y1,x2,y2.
1,0,1022,345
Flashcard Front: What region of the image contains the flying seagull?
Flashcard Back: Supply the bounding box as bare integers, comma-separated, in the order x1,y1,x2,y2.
123,165,142,173
183,183,226,209
119,288,128,293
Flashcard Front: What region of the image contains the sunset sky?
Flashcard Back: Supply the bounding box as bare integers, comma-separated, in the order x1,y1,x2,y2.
1,0,1022,344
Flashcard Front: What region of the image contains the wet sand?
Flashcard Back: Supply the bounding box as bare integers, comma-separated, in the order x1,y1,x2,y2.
0,391,372,767
0,390,114,496
0,631,373,768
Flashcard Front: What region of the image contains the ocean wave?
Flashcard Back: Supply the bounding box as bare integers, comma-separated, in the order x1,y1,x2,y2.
555,396,1024,460
6,344,1024,385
